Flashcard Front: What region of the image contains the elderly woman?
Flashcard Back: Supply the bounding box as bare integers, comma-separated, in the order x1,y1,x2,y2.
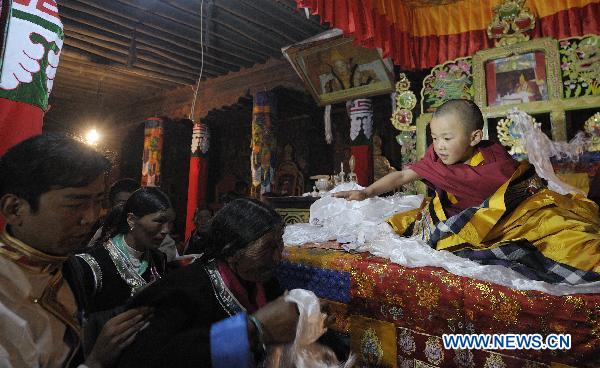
117,198,289,367
76,187,175,313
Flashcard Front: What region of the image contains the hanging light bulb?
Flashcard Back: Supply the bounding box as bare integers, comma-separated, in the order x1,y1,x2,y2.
85,128,100,145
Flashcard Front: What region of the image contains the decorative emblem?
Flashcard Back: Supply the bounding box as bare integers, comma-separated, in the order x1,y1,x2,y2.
398,357,415,368
421,58,473,113
397,329,416,355
453,349,475,368
584,112,600,151
483,353,507,368
424,336,444,366
0,0,64,109
190,122,200,154
198,123,210,154
389,306,403,321
523,360,548,368
391,73,417,132
497,116,536,158
348,98,373,141
487,0,535,46
361,328,384,365
273,208,310,224
559,35,600,99
416,282,440,310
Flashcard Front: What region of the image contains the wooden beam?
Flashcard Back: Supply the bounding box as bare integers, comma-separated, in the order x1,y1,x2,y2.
216,0,301,44
60,9,246,73
51,84,131,104
65,31,222,77
59,57,175,88
62,47,193,85
63,0,267,67
155,0,283,55
63,37,201,82
62,18,230,75
54,72,150,93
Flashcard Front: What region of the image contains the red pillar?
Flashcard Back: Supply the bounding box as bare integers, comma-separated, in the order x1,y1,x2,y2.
185,121,209,240
351,145,373,186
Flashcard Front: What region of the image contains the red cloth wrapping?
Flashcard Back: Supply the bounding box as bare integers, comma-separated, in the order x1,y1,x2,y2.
185,156,200,240
409,141,519,212
0,98,43,157
0,98,43,228
351,145,373,187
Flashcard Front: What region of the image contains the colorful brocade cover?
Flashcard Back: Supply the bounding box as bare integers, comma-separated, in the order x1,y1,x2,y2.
0,0,63,156
278,246,600,367
251,91,276,195
141,118,163,187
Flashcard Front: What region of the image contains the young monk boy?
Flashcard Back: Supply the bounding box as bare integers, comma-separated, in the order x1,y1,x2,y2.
336,99,600,284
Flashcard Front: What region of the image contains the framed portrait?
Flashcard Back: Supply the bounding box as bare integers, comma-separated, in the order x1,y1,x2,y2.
282,30,395,106
472,38,562,110
485,51,548,106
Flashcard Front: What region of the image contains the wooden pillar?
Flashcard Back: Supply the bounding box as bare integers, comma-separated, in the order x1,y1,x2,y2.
141,117,164,187
251,91,276,196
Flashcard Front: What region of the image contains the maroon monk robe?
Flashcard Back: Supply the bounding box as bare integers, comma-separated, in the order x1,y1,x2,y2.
410,141,519,216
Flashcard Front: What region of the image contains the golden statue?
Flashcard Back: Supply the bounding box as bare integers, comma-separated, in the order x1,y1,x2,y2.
372,134,397,181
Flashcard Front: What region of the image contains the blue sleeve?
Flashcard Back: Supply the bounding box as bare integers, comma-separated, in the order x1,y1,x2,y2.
210,312,251,368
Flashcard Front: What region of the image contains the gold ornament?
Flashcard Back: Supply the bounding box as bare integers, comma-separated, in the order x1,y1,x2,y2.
497,116,536,157
584,112,600,151
391,73,417,132
487,0,535,46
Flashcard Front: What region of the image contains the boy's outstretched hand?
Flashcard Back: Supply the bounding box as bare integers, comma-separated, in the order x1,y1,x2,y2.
333,190,368,201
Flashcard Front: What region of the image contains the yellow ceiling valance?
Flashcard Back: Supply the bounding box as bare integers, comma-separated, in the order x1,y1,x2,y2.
372,0,598,37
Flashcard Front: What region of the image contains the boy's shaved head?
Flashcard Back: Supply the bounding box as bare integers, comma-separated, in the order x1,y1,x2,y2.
433,99,484,133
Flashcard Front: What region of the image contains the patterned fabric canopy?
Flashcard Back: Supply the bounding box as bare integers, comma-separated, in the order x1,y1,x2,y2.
296,0,599,69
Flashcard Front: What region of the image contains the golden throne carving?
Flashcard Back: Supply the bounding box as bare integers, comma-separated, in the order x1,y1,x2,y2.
275,144,304,196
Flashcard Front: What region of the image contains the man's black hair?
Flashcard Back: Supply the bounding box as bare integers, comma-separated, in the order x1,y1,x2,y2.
433,99,484,132
0,133,111,212
108,178,140,205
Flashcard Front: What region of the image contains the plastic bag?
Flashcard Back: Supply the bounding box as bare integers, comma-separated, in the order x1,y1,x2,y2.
265,289,355,368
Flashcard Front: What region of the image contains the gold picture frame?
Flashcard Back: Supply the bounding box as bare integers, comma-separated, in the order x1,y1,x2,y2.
282,31,395,106
472,38,563,115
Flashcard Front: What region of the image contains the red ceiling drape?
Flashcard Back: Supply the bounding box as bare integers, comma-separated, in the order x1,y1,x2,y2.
296,0,600,70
